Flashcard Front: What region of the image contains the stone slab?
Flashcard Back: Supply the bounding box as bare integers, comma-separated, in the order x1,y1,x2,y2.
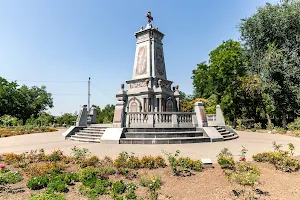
101,128,124,144
201,158,213,168
202,127,224,142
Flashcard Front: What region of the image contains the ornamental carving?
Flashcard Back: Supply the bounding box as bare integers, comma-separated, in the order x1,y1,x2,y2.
130,81,147,89
135,46,147,75
156,46,165,76
137,34,149,42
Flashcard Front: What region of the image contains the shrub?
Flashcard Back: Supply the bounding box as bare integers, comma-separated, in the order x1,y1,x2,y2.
78,166,99,188
48,180,68,193
27,175,49,190
79,156,100,168
287,118,300,131
114,152,129,168
26,163,65,177
275,157,300,172
125,190,137,199
45,150,65,162
127,153,141,169
111,180,126,195
140,156,156,169
29,191,66,200
217,148,235,169
154,156,166,168
139,175,161,200
99,166,116,176
71,146,91,162
100,156,114,167
0,169,23,185
227,162,260,186
3,153,23,165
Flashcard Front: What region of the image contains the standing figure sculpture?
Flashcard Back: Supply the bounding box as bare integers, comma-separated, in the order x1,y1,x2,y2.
146,11,153,24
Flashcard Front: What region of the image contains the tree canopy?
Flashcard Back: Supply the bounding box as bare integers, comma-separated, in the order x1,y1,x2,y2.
0,77,53,121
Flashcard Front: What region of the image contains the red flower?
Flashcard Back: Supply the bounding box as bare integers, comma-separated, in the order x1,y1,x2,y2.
0,164,6,169
241,157,246,161
222,169,225,173
25,152,29,154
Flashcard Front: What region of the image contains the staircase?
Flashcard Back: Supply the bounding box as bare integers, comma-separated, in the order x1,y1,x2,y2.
70,124,109,143
215,126,239,141
120,128,210,144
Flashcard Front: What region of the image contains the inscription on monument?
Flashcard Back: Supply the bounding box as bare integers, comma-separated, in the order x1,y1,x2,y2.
130,81,147,89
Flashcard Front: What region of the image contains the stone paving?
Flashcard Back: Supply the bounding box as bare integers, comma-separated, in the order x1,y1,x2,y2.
0,128,300,163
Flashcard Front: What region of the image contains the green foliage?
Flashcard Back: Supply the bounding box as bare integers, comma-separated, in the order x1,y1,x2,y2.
288,118,300,131
0,169,23,185
92,104,115,124
71,146,91,161
55,113,77,126
78,166,99,188
163,150,203,176
46,150,65,162
192,40,250,126
217,148,235,169
0,77,53,121
27,175,49,190
29,191,66,200
111,180,126,196
239,0,300,127
226,162,260,186
139,175,161,200
253,143,300,172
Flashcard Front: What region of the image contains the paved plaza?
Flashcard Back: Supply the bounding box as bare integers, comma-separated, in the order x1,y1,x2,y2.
0,129,300,163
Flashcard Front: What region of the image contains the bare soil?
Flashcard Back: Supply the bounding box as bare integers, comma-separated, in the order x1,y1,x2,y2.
1,162,300,200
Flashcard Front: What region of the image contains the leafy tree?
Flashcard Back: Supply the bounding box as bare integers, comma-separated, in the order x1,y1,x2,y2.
0,77,53,121
239,0,300,127
192,40,248,126
55,113,77,126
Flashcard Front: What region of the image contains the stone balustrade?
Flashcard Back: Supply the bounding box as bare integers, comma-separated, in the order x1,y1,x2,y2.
126,112,197,128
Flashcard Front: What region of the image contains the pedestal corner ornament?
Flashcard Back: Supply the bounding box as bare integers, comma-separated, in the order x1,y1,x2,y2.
156,46,165,76
135,46,147,76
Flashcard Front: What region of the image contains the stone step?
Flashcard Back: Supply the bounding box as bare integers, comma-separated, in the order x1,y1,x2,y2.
84,127,107,131
120,136,210,144
123,131,203,138
71,134,102,140
80,129,105,133
218,129,226,133
222,132,234,138
220,131,231,136
126,128,197,133
223,135,239,141
76,132,103,137
69,136,101,143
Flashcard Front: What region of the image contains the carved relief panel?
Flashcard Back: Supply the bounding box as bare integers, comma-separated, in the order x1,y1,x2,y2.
156,46,165,76
135,46,147,76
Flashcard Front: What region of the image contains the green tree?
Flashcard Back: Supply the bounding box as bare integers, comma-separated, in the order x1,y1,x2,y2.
192,40,248,126
239,0,300,127
0,77,53,121
92,104,115,124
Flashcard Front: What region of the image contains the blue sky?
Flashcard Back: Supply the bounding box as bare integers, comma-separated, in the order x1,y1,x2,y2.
0,0,278,116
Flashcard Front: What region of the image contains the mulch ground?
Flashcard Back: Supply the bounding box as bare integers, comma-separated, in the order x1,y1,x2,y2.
0,161,300,200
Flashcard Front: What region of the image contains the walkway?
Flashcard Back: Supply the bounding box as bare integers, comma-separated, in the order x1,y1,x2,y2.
0,129,300,163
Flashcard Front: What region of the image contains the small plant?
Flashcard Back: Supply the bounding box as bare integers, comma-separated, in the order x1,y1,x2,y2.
217,148,235,169
29,191,66,200
99,166,116,176
3,153,22,165
154,156,166,168
227,162,260,186
78,166,99,188
140,156,156,169
45,150,65,162
239,146,248,161
111,180,126,197
71,146,91,162
27,175,49,190
79,156,100,168
163,150,180,175
114,152,129,168
272,141,282,152
127,153,141,169
288,143,295,156
139,175,161,200
0,169,23,185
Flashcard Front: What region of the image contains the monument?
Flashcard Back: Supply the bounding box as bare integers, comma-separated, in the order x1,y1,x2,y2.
63,12,239,144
